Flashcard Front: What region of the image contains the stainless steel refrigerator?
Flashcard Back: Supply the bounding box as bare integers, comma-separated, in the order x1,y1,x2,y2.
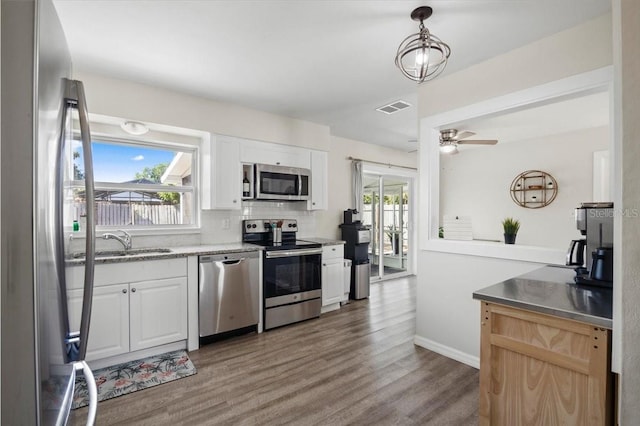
2,0,98,423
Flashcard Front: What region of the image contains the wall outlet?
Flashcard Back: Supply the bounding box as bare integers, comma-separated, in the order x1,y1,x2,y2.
222,218,230,229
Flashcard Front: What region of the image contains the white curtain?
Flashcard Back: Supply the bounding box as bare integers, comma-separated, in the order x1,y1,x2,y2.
352,160,363,213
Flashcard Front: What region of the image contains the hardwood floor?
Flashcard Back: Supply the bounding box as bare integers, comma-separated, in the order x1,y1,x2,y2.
71,277,479,425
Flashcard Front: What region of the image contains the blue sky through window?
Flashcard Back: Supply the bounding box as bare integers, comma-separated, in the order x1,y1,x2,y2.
75,140,176,183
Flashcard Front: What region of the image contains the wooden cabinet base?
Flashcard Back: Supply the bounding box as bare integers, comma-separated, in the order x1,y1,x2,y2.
479,302,612,425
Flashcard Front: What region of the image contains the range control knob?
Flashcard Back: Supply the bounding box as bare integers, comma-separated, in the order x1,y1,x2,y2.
246,224,251,229
251,224,257,228
288,223,295,228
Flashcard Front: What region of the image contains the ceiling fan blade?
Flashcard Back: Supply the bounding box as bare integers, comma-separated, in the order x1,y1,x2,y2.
455,131,476,140
457,139,498,145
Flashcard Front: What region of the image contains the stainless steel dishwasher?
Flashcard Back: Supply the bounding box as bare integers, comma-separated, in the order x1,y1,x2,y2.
199,251,260,339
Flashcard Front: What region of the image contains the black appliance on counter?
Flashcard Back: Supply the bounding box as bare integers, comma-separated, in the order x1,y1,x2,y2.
343,208,361,225
243,219,322,330
568,202,614,287
340,210,371,299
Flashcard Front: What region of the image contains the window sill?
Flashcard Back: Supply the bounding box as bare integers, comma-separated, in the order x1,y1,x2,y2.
67,226,201,239
421,238,566,265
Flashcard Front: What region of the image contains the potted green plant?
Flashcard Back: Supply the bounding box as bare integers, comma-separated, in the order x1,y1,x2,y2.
502,217,520,244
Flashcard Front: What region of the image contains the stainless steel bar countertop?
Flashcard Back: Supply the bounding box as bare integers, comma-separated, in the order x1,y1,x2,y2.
472,265,613,328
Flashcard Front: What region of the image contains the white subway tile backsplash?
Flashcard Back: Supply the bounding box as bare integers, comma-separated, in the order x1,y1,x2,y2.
67,203,318,251
199,201,317,245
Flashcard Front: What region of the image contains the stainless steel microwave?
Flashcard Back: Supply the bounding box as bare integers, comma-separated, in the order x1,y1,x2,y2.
254,164,310,201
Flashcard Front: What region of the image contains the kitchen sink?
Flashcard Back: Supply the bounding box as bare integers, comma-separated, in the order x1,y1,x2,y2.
68,247,172,260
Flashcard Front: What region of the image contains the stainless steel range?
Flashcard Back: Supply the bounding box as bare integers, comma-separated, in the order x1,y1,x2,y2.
243,219,322,330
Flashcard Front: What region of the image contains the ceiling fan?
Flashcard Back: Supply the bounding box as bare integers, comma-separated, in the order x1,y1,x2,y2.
439,129,498,154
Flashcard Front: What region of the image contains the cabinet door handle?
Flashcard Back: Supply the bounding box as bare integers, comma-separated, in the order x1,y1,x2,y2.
323,263,326,266
233,199,237,203
122,289,127,294
312,202,316,205
131,288,136,293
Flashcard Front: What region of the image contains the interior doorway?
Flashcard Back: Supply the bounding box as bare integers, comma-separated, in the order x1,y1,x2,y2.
362,173,413,280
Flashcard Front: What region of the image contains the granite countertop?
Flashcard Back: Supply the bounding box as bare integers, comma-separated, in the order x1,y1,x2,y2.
66,243,262,265
67,238,346,265
300,237,346,246
472,265,613,328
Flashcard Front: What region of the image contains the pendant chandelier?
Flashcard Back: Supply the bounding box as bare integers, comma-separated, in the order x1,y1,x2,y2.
395,6,451,83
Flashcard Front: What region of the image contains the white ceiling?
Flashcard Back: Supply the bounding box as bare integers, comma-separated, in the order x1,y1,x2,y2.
446,90,610,150
53,0,611,152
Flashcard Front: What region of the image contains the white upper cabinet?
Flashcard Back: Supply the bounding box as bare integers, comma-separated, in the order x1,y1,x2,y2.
240,139,310,169
309,150,328,210
202,134,328,210
201,135,242,210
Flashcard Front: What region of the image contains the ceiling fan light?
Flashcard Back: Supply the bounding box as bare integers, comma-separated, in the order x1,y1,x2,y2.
440,143,457,154
395,6,451,83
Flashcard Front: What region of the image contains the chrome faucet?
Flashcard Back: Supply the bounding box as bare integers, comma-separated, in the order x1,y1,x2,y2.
102,230,132,250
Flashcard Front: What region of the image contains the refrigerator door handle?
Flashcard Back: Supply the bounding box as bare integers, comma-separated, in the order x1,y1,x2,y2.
75,361,97,425
55,85,74,360
71,79,96,361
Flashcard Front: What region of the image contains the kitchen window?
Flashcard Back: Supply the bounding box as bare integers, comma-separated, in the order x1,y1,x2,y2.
69,133,198,231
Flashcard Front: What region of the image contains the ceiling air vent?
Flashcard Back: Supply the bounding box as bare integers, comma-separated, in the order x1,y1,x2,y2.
376,100,412,115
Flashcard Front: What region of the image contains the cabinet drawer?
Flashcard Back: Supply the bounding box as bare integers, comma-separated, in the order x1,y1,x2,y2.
66,257,187,289
322,245,344,260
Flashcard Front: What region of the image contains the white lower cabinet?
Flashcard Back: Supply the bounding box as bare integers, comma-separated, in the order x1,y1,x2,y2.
321,245,345,308
68,284,129,361
129,277,188,352
66,258,188,362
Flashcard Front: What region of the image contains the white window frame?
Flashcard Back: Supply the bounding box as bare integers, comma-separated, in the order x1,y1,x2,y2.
70,130,202,235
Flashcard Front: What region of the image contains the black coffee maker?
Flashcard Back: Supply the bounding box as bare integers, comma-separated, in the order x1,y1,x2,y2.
571,202,614,287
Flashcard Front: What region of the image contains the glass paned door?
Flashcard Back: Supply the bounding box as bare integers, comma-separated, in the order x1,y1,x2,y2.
363,173,411,280
382,179,409,276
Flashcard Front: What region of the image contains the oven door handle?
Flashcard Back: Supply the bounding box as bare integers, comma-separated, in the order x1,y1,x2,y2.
265,248,322,258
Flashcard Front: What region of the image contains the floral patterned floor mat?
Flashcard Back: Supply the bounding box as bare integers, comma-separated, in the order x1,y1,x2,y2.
72,350,196,409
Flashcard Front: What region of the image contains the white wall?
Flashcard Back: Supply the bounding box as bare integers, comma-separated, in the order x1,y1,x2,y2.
415,15,613,366
440,126,609,248
73,72,416,248
418,13,612,118
613,0,640,421
315,135,417,240
76,72,331,151
415,252,543,366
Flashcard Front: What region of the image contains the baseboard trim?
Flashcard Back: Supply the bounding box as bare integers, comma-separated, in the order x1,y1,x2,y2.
413,335,479,369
